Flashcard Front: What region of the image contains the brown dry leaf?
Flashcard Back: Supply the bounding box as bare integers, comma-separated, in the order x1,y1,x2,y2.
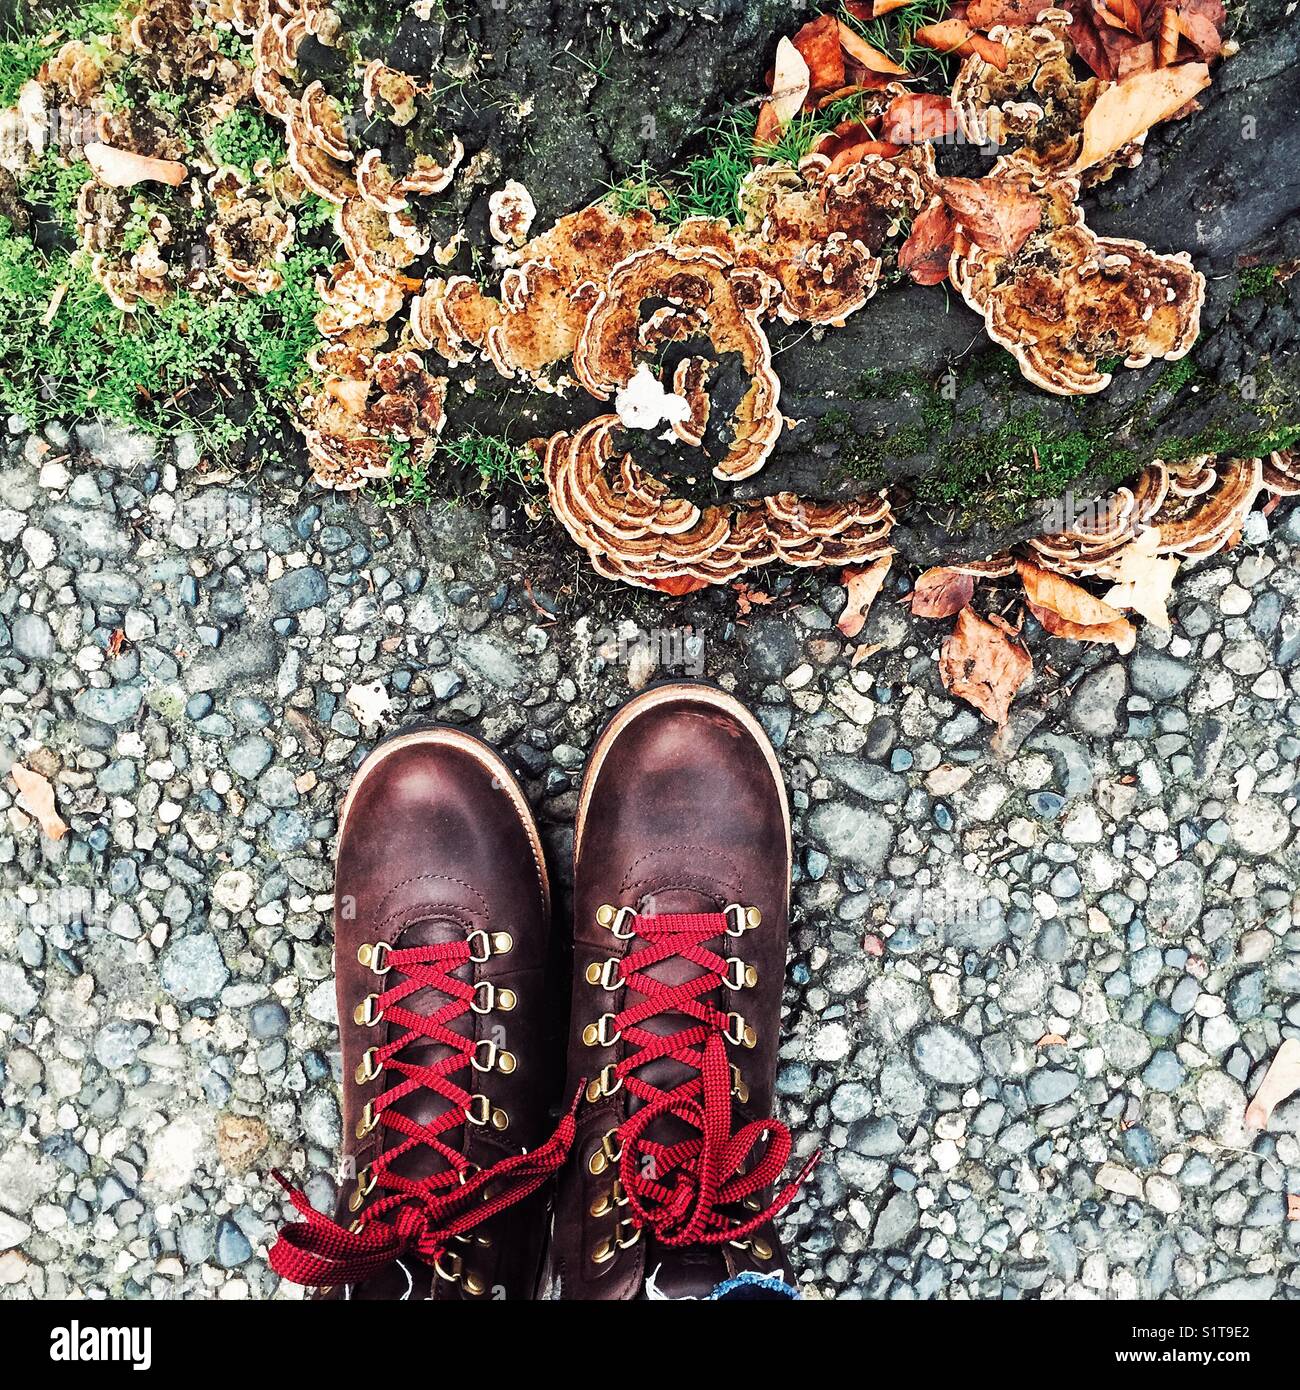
838,19,911,75
753,100,782,161
10,763,68,840
939,607,1033,727
770,37,812,125
871,0,912,14
850,641,883,667
1176,7,1222,60
913,18,973,52
1155,4,1180,63
898,200,956,286
1097,527,1179,628
967,0,1040,27
733,582,775,617
908,565,975,617
650,574,712,596
940,176,1042,258
1118,40,1156,77
792,14,847,93
1244,1037,1300,1130
1070,62,1210,173
837,555,893,637
85,142,188,188
1036,1032,1068,1048
883,92,956,143
1018,559,1136,653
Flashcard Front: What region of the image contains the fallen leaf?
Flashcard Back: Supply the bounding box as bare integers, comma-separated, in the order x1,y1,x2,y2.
940,176,1042,258
912,18,973,52
792,13,846,93
908,565,975,617
1070,62,1210,173
752,100,782,161
838,19,911,75
345,679,392,728
733,582,774,616
1018,559,1136,653
883,92,956,144
898,200,956,285
10,763,68,840
1118,40,1156,76
650,574,711,596
837,555,893,637
1097,527,1179,628
827,138,903,172
967,0,1040,24
1095,0,1145,35
871,0,912,14
1176,6,1222,60
1155,3,1180,63
939,607,1033,726
107,628,126,657
1288,1194,1300,1222
850,641,882,667
770,37,812,125
84,142,188,188
1244,1038,1300,1130
1036,1032,1068,1048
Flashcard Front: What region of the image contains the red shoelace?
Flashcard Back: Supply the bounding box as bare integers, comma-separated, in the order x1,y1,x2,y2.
600,910,817,1248
270,935,578,1288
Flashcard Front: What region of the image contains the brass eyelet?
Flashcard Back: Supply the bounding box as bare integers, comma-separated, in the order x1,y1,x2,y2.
731,1065,750,1104
456,1162,481,1186
353,994,384,1027
354,1047,382,1085
725,1012,757,1048
724,903,761,937
587,1128,623,1175
357,941,391,975
590,1180,627,1218
435,1251,463,1283
471,1038,499,1072
355,1100,378,1139
731,1235,774,1261
615,1217,641,1250
463,1271,488,1297
465,1093,491,1126
592,1236,616,1265
585,1063,623,1103
490,1107,509,1132
491,931,513,954
585,957,622,990
582,1013,622,1048
348,1165,377,1212
470,982,514,1014
595,904,636,938
466,930,492,963
724,957,758,990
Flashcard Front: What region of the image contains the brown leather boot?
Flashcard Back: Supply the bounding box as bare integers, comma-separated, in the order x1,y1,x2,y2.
270,727,575,1300
546,684,814,1300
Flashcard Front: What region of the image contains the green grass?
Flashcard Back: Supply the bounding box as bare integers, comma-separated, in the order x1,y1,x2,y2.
373,428,534,507
1234,263,1279,304
840,0,957,85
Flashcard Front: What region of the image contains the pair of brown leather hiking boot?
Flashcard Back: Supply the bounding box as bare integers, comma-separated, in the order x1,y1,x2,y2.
270,684,812,1300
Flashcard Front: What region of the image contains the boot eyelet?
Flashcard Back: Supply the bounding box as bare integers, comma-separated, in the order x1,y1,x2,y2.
723,957,758,990
593,1219,639,1263
724,904,761,936
466,930,492,963
355,1100,378,1139
490,1107,509,1132
465,1093,491,1126
587,1128,623,1174
355,1047,382,1084
491,931,513,954
354,994,384,1027
582,1013,622,1048
731,1065,750,1104
595,904,636,938
471,982,513,1014
590,1180,627,1218
592,1237,616,1265
725,1012,757,1048
585,957,621,989
357,941,391,974
585,1063,622,1103
471,1038,499,1072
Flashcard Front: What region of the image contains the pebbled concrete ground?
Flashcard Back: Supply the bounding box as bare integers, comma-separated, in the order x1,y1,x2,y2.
0,425,1298,1299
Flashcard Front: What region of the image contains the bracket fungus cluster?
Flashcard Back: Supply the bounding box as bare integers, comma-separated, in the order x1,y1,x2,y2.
3,0,1290,683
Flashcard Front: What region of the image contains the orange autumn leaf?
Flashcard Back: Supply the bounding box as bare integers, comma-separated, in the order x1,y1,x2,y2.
828,138,903,172
898,199,956,285
912,17,973,52
10,763,69,840
871,0,912,13
940,176,1042,258
792,13,847,93
649,575,711,596
1288,1195,1300,1222
1070,61,1210,173
84,142,188,188
1244,1038,1300,1130
1118,40,1156,77
964,32,1009,67
752,100,782,160
837,555,893,637
1156,4,1180,63
883,91,956,143
1018,559,1136,653
908,565,975,617
1036,1032,1068,1048
837,19,911,75
1176,7,1222,61
939,607,1032,726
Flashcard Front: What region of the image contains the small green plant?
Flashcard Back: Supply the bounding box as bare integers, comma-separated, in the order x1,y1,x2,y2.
1235,263,1279,303
207,107,287,174
0,2,127,106
840,0,956,85
373,428,533,508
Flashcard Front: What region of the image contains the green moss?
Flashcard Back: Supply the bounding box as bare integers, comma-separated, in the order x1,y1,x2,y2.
373,428,534,508
207,108,287,174
1235,263,1279,303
